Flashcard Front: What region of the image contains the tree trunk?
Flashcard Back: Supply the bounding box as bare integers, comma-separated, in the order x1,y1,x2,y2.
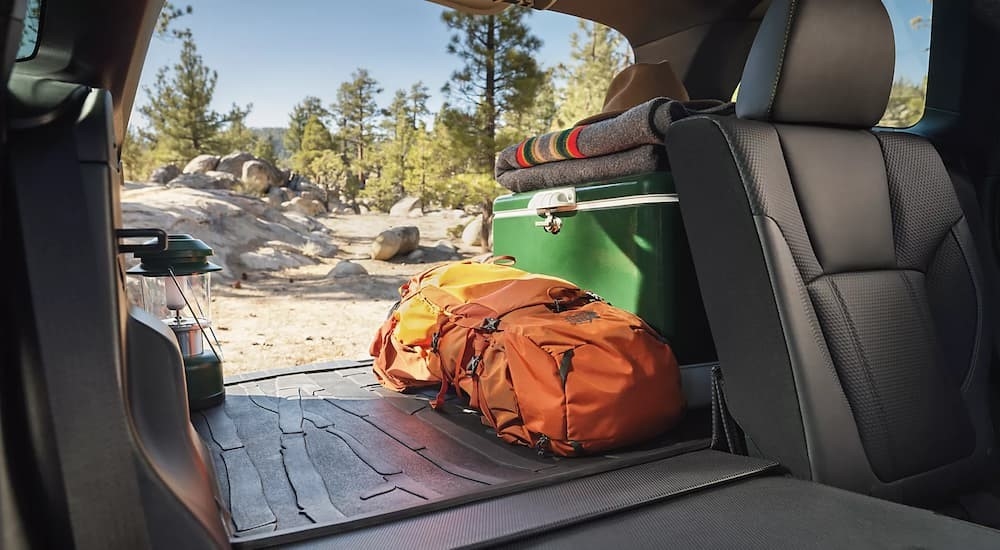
485,15,497,176
480,15,497,254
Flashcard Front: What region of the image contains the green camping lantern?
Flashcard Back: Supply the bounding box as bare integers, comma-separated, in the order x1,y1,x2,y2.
128,234,225,410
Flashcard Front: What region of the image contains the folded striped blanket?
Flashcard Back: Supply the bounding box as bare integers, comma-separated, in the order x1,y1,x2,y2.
498,145,669,193
495,98,734,190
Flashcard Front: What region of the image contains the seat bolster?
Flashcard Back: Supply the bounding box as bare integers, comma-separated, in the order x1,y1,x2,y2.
753,215,878,491
951,219,995,446
667,115,811,476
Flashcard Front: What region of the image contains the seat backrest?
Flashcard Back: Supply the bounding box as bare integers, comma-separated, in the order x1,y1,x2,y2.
666,0,995,506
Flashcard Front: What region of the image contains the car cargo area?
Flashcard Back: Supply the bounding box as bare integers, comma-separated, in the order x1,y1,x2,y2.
194,360,710,537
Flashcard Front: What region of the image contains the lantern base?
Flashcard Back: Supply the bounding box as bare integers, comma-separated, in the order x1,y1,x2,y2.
184,348,225,411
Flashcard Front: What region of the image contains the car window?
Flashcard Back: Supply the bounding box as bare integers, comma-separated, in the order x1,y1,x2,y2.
878,0,932,128
17,0,42,61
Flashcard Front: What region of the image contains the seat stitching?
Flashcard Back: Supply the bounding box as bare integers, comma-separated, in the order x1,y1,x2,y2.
768,0,800,118
827,276,899,476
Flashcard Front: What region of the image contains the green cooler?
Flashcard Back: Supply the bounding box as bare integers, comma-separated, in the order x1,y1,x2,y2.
492,172,715,371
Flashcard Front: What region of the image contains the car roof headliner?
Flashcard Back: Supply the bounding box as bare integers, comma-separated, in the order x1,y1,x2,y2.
431,0,769,48
549,0,768,47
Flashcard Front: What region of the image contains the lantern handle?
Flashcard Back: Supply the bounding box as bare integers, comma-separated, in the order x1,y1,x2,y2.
167,269,224,363
116,228,167,254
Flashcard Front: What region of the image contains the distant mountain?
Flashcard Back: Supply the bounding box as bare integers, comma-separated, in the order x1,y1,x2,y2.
252,127,289,160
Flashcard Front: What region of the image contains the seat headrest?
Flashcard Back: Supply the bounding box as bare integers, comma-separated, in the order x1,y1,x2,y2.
736,0,895,128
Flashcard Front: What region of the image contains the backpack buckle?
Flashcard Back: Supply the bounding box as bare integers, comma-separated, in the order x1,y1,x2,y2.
466,355,482,375
481,318,500,333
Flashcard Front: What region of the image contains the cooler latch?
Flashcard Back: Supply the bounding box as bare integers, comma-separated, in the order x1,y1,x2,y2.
528,187,575,235
535,212,563,234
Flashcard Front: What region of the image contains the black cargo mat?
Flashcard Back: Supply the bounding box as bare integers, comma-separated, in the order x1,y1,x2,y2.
195,360,708,537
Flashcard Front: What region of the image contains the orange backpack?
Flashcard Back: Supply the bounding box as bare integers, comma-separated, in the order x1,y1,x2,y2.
369,259,685,456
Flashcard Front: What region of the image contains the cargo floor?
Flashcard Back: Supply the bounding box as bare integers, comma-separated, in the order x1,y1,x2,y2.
194,360,709,538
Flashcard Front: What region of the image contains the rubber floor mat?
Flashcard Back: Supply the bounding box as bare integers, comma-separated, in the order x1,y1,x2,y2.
195,360,705,537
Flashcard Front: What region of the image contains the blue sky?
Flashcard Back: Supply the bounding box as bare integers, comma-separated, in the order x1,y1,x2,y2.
132,0,932,129
134,1,580,128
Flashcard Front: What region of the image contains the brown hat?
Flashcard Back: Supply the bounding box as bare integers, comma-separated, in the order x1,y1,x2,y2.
575,60,690,126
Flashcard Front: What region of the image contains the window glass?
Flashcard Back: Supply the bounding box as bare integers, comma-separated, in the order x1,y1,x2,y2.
17,0,42,60
879,0,932,128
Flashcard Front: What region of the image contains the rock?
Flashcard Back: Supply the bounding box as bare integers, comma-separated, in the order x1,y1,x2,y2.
217,151,255,178
461,215,494,250
267,187,286,203
371,226,421,261
183,154,220,174
300,191,317,202
407,249,425,261
298,181,328,203
242,160,283,194
434,240,457,253
371,230,403,261
462,214,485,247
407,209,425,218
204,170,240,189
329,260,368,278
448,222,466,240
149,164,181,184
168,172,232,190
357,205,370,215
284,196,326,217
119,185,317,279
303,237,339,258
280,211,323,232
239,246,314,271
389,196,422,217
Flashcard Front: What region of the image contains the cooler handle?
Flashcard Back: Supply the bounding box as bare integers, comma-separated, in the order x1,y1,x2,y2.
527,187,576,213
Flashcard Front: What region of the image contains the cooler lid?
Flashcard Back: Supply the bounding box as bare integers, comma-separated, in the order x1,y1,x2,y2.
494,172,676,216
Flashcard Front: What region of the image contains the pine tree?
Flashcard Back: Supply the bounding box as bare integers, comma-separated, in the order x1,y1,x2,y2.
284,96,330,156
299,116,335,151
331,68,383,190
157,2,193,38
366,82,431,209
19,0,41,56
138,31,250,164
553,21,630,129
879,77,927,128
118,1,192,179
441,9,544,175
499,67,558,147
290,116,348,208
441,9,543,248
252,135,280,167
217,104,255,153
121,127,154,182
380,82,430,198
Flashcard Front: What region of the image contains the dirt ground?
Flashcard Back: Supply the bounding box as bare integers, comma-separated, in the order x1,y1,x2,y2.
210,212,480,375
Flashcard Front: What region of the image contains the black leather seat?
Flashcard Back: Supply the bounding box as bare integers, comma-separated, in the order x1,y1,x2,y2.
666,0,996,509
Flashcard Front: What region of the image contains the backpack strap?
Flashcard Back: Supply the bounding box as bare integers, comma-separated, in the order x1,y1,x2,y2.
459,279,581,322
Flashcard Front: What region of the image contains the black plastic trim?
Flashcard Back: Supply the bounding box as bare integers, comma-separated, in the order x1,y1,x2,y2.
239,450,777,549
